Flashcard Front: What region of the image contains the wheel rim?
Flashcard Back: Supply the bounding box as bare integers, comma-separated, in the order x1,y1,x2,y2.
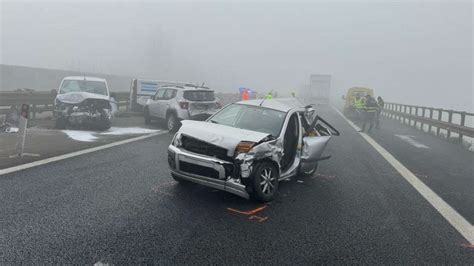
168,116,175,130
259,167,276,195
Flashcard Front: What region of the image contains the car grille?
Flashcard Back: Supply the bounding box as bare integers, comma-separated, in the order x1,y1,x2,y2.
181,134,232,161
179,161,220,179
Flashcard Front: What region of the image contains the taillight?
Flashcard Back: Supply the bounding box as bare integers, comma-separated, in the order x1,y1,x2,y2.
215,102,222,109
179,102,189,109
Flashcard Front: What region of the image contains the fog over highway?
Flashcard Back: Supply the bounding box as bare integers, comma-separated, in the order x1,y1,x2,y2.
1,1,472,111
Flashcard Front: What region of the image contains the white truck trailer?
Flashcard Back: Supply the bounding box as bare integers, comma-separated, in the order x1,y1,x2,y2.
308,74,331,104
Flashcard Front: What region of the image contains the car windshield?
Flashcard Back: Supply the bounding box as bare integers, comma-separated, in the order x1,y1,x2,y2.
183,90,215,101
210,104,286,137
59,80,108,96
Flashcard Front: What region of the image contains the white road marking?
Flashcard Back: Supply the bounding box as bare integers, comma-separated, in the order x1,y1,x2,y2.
331,105,474,245
395,134,430,149
0,131,167,176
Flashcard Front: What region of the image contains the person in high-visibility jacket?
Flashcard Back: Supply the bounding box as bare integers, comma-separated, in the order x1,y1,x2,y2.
361,95,379,133
265,92,273,99
352,94,365,110
242,89,250,101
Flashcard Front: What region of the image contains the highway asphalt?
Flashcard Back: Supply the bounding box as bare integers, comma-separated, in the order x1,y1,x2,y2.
0,106,472,264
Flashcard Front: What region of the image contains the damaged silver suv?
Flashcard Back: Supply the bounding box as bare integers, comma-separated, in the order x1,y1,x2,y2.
168,98,339,202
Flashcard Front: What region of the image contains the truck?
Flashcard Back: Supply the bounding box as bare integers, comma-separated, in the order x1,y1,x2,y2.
308,74,331,104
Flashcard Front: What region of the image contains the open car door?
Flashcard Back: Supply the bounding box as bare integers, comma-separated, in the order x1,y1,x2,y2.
299,111,340,173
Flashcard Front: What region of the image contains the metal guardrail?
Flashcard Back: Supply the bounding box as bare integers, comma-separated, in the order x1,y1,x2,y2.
382,102,474,142
0,91,130,118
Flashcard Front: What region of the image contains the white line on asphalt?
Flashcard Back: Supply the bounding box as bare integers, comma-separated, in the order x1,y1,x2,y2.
395,134,430,149
0,131,167,176
331,105,474,245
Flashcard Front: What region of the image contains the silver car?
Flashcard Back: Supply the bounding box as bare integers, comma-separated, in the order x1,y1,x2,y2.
167,98,340,202
144,85,220,132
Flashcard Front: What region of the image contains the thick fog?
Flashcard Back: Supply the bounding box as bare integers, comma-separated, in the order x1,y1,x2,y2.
1,1,472,111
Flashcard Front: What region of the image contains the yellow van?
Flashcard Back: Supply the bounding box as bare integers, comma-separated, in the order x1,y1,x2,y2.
343,87,374,116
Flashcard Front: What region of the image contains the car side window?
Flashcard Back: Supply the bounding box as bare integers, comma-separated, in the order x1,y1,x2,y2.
155,89,166,100
164,89,176,100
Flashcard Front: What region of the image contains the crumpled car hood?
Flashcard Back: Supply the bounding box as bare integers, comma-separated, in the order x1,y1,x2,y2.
56,92,110,104
178,120,270,156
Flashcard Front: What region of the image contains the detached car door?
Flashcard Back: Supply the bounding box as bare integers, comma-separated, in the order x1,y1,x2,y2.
299,111,340,173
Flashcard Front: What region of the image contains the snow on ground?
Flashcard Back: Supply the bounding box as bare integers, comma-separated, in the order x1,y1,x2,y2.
62,127,160,142
62,130,98,142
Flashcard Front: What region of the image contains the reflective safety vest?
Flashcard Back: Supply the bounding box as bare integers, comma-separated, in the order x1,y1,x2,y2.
266,93,273,99
353,97,365,109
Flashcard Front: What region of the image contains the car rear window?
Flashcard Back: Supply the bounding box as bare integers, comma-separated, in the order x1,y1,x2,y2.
183,90,215,101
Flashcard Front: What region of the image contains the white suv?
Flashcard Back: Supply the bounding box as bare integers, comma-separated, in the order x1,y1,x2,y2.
144,85,221,132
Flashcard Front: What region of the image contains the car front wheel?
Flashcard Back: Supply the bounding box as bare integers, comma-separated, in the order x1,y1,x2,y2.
167,113,179,133
251,162,279,202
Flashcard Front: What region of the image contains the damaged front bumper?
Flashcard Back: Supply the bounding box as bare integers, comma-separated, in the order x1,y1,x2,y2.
167,145,249,199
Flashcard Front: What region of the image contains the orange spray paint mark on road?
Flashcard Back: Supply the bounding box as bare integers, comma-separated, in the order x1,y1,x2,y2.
227,205,267,216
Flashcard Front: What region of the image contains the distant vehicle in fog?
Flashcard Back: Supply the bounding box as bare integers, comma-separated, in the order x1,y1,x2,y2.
307,74,331,104
53,76,116,130
144,85,221,132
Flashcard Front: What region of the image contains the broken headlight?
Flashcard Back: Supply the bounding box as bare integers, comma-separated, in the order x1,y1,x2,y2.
172,134,182,147
234,141,255,155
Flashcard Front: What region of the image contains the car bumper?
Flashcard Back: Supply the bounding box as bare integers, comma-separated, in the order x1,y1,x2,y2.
167,145,249,199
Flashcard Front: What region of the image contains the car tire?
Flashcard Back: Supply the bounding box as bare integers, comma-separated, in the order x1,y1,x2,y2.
250,161,279,202
55,118,67,129
144,108,151,125
167,113,180,133
298,162,318,177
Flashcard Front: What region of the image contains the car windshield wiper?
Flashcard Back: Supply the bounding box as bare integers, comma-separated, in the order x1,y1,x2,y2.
210,120,219,124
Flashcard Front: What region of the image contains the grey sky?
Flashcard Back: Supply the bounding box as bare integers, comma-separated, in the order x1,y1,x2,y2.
1,0,472,111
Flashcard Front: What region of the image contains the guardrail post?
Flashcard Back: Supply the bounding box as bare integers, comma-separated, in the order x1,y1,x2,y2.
414,106,419,127
409,106,413,126
398,104,402,121
420,107,425,131
459,112,466,143
447,111,453,139
428,108,433,134
403,105,407,124
436,109,442,136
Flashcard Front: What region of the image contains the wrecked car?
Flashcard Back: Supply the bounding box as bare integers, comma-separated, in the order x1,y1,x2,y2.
167,98,339,201
53,76,117,130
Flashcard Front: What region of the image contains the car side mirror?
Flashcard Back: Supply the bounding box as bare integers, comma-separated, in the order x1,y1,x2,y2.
51,89,58,96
